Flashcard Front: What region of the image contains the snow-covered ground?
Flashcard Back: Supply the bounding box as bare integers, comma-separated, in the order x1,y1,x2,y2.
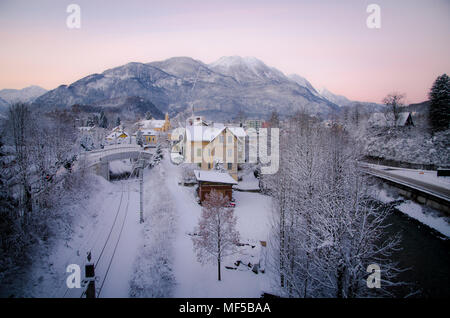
4,175,141,298
373,187,450,239
7,151,275,298
109,159,133,175
162,157,275,297
235,171,260,191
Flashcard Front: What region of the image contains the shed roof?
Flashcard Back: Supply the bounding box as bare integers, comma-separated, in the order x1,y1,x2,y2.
194,170,238,184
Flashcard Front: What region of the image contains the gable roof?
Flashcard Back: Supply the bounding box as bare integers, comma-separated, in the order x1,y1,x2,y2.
194,170,238,184
396,112,414,126
106,131,129,139
186,126,222,142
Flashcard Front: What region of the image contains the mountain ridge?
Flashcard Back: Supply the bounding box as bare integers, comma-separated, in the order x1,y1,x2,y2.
32,56,378,119
0,85,47,104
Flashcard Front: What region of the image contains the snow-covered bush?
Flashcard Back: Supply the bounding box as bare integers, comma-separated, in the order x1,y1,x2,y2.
129,165,176,297
181,163,198,184
364,127,450,167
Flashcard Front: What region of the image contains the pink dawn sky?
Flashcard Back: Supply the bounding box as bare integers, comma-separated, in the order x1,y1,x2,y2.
0,0,449,104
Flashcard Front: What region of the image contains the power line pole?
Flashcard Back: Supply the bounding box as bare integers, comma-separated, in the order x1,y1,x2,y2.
139,158,144,224
85,252,96,298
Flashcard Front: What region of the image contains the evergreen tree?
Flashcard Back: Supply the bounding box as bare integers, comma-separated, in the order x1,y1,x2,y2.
136,130,143,147
145,111,152,120
93,114,99,126
429,73,450,133
99,111,108,128
269,111,280,127
116,116,121,127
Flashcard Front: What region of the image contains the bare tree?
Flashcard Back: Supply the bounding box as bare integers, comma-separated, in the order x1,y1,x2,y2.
192,190,240,281
383,92,406,126
6,103,35,218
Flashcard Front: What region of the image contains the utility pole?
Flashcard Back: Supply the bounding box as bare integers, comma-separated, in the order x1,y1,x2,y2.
85,252,96,298
139,158,144,224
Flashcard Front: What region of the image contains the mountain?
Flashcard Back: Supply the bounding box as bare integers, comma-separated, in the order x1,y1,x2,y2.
319,87,352,107
404,100,430,114
0,96,8,114
0,85,47,104
71,96,164,119
33,56,344,120
318,87,385,113
288,74,321,97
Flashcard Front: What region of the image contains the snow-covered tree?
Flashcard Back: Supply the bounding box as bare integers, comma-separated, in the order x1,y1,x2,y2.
136,130,143,147
6,103,35,217
149,142,164,168
264,113,402,297
145,111,152,120
429,73,450,133
268,110,280,127
80,134,94,151
99,110,108,128
382,92,406,126
192,190,240,281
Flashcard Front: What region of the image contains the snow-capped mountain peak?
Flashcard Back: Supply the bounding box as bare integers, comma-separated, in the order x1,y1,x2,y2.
319,87,351,107
208,56,286,84
288,74,321,97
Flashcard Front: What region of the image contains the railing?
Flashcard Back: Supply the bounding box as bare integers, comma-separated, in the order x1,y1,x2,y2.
80,145,153,167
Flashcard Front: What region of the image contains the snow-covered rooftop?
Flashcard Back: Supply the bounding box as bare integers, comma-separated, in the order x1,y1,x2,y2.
141,129,160,136
185,125,245,142
194,170,238,184
138,119,166,129
396,112,413,126
186,126,224,142
228,126,246,138
106,131,129,139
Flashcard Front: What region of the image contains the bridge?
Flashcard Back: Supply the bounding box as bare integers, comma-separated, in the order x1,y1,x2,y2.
361,162,450,214
79,144,154,181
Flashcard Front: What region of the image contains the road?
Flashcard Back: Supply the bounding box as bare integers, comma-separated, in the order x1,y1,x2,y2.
364,164,450,202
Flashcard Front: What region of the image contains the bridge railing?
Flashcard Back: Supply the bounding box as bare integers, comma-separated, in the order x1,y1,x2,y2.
81,146,153,166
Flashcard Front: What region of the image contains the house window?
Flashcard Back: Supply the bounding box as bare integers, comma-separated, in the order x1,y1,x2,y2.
197,148,202,157
227,163,232,170
219,135,224,143
228,135,233,144
227,149,232,157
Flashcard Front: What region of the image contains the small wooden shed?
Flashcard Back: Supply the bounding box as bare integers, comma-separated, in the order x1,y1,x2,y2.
194,170,237,203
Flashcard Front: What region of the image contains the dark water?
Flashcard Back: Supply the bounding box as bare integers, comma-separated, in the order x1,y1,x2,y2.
383,209,450,298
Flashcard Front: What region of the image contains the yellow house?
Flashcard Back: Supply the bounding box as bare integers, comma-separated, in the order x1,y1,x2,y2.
141,129,159,145
184,125,245,181
106,130,129,141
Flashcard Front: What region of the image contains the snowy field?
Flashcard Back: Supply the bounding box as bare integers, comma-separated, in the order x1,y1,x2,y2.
162,157,275,297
